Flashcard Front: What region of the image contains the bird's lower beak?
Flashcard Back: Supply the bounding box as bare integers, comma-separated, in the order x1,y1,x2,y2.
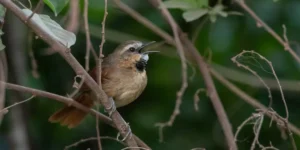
139,41,159,62
140,50,159,62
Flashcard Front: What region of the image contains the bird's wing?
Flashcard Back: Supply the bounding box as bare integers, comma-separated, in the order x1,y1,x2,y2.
79,64,118,97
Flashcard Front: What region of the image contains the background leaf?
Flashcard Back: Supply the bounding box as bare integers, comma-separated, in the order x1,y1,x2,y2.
43,0,70,16
0,4,5,51
161,1,195,10
0,30,5,51
195,0,209,8
22,9,76,48
182,9,208,22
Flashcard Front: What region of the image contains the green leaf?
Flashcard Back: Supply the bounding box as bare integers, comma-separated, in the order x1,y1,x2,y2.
0,4,6,18
161,1,195,10
195,0,208,8
209,15,217,23
210,5,225,15
0,30,5,51
43,0,70,16
182,9,208,22
22,9,76,48
0,4,6,51
207,4,229,22
218,11,228,17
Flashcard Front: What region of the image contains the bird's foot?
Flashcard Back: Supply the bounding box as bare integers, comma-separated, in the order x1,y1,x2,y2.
117,122,132,142
105,98,116,117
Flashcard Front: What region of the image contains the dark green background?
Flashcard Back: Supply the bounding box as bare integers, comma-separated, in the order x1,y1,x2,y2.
1,0,300,149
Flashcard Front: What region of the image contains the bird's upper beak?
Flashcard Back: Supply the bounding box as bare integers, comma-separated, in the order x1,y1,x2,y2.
138,41,156,53
138,41,159,62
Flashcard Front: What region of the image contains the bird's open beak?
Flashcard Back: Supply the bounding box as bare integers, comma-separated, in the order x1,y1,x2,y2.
139,41,159,62
138,41,157,53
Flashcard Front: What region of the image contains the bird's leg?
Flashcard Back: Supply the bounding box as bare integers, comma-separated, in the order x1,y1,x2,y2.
105,97,116,117
116,122,132,142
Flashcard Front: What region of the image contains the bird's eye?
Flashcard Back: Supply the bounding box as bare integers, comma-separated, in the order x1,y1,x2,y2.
129,47,135,52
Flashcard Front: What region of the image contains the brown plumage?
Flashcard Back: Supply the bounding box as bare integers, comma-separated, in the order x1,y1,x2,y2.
49,40,156,128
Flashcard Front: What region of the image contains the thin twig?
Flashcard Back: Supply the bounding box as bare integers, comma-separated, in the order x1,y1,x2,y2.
232,50,289,119
68,75,85,98
96,104,102,150
235,0,300,63
84,0,92,71
234,113,257,144
0,54,7,124
210,69,300,139
192,16,208,43
231,51,273,108
193,88,206,112
65,0,79,33
98,0,108,87
154,0,188,143
181,36,237,150
28,32,39,78
0,95,35,114
97,0,108,149
121,147,150,150
250,113,264,150
64,136,126,150
0,0,139,147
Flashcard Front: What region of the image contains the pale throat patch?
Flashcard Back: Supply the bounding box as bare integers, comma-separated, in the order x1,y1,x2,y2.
141,54,149,62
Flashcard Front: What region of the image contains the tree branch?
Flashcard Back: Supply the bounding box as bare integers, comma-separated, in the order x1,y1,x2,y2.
0,52,7,125
1,81,150,149
0,0,139,148
154,0,188,142
149,0,237,149
235,0,300,63
210,69,300,136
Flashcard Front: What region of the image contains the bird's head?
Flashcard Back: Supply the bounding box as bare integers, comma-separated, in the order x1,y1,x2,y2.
112,40,158,72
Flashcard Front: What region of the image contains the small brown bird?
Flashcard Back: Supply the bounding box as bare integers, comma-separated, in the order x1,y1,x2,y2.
49,40,157,128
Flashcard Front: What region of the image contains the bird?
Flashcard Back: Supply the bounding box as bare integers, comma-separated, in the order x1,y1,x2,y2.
48,40,157,128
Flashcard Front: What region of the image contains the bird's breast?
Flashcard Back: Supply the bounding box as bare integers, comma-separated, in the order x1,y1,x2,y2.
102,69,147,107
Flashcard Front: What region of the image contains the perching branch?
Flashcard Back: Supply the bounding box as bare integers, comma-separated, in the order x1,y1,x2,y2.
0,0,139,148
0,81,150,149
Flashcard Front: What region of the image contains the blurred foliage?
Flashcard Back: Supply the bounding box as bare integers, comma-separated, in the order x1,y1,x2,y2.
1,0,300,150
43,0,70,16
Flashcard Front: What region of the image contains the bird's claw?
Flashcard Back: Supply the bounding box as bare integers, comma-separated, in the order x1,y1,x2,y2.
117,123,132,142
105,99,116,117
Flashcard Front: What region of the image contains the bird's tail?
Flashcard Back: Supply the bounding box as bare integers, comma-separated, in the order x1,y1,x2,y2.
48,92,94,128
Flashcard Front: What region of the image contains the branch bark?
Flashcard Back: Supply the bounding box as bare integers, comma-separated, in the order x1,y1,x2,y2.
0,0,139,148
